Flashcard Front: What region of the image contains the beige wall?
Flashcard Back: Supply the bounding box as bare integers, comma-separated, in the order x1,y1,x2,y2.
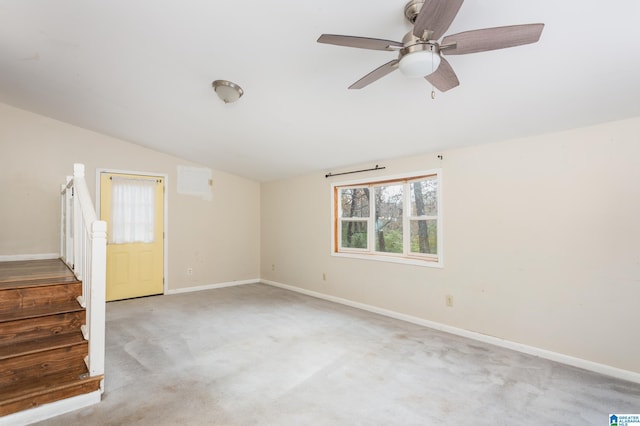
261,116,640,374
0,102,260,290
3,100,639,375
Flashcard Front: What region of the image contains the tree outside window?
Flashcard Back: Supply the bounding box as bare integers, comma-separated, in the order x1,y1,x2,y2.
333,171,441,267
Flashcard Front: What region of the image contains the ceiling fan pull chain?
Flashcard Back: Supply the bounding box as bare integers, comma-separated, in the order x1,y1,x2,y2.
430,47,436,100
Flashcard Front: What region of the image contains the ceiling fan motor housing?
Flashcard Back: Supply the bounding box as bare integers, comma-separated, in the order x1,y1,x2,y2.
404,0,425,25
401,31,440,52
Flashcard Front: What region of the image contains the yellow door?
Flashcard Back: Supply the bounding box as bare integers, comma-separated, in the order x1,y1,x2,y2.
100,173,164,301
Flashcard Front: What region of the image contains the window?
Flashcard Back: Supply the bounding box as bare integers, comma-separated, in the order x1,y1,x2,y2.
110,177,157,244
332,170,442,267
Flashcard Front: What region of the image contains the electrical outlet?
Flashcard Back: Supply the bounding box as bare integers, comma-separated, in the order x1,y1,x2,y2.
446,295,454,307
187,267,193,276
322,272,326,281
271,264,275,271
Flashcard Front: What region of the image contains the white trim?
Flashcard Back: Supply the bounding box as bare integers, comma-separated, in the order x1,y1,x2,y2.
0,253,59,262
330,169,440,187
261,279,640,385
330,169,443,268
96,168,169,295
331,251,443,268
165,279,260,295
1,390,101,426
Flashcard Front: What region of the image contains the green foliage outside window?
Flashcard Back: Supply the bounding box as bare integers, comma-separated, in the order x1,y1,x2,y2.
335,172,440,264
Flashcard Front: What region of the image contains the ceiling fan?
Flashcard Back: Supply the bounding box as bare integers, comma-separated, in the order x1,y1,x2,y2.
317,0,544,92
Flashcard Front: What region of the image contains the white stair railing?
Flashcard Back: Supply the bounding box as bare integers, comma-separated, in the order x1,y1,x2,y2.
60,163,106,384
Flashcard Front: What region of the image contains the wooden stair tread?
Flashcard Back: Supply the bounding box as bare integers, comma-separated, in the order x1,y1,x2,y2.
0,259,75,284
0,343,89,389
0,371,100,401
0,372,102,415
0,276,81,291
0,300,83,323
0,311,85,347
0,331,86,361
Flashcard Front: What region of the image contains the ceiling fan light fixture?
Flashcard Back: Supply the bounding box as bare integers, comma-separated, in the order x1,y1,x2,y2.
398,48,441,78
212,80,244,103
318,0,544,91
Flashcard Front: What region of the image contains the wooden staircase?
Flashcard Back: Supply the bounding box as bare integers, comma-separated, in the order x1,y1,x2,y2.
0,259,103,417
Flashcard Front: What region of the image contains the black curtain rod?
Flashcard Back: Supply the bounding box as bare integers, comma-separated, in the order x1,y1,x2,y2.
325,165,385,178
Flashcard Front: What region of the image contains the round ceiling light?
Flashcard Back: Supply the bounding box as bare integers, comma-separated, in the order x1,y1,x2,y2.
212,80,244,103
398,47,441,78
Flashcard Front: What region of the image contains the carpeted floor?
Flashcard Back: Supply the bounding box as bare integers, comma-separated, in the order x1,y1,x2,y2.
36,283,640,425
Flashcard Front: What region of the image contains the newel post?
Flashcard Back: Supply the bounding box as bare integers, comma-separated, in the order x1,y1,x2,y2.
89,219,107,379
72,165,84,280
60,183,66,261
61,176,73,266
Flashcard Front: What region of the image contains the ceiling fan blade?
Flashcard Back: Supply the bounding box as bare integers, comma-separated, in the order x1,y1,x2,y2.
413,0,464,41
425,57,459,92
442,23,544,55
317,34,403,51
349,60,399,89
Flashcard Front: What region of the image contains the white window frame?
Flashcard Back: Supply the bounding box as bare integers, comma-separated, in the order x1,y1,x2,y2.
331,169,443,268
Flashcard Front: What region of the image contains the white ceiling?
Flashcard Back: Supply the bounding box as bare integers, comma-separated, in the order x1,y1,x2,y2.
2,1,640,181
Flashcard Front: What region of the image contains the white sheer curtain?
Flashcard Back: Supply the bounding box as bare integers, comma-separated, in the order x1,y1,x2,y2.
109,177,156,244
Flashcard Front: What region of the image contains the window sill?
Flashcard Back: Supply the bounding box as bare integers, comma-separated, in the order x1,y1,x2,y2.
331,251,443,268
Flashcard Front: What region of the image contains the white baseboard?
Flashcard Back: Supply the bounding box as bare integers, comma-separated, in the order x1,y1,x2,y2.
166,278,260,295
0,253,59,262
1,390,101,426
261,279,640,385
